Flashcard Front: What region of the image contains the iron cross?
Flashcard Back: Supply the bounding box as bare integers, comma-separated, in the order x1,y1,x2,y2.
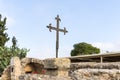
47,15,68,58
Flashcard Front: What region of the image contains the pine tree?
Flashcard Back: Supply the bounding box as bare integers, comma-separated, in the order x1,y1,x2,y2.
0,14,29,76
0,14,9,47
12,36,17,49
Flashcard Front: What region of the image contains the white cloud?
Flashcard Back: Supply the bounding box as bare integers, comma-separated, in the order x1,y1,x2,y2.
92,42,120,53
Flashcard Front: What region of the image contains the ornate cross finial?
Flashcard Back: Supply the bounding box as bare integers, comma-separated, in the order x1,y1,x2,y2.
47,15,68,58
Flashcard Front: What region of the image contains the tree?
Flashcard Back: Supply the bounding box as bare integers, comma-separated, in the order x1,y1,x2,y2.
0,14,29,76
12,36,17,49
0,47,29,76
71,42,100,56
0,14,9,47
11,36,29,59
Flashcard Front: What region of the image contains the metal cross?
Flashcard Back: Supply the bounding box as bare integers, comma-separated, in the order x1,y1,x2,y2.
47,15,68,58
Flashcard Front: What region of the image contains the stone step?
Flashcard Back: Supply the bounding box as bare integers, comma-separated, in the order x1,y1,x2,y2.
71,62,120,69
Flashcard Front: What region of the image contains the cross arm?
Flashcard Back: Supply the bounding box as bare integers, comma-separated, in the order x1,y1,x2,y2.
47,23,52,32
47,24,68,35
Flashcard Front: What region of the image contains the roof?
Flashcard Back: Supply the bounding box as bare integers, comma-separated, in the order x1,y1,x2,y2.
67,52,120,62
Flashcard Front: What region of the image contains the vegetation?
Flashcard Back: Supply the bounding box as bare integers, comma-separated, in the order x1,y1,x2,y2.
0,15,9,47
0,14,29,76
71,42,100,56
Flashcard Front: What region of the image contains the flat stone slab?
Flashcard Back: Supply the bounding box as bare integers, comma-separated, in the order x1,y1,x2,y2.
44,58,70,69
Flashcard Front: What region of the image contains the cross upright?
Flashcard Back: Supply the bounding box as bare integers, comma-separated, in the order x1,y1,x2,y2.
47,15,68,58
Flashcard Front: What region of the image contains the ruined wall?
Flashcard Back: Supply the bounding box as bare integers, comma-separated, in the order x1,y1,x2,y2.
70,62,120,80
21,58,44,75
1,57,71,80
18,58,71,80
44,58,70,76
1,65,11,80
1,57,120,80
2,57,22,80
11,57,22,80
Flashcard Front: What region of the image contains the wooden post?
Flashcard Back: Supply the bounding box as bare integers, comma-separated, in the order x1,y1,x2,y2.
100,56,103,63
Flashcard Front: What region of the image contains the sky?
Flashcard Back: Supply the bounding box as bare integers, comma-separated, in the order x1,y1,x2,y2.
0,0,120,59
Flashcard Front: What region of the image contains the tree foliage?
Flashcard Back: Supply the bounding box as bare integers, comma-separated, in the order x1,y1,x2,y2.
71,42,100,56
11,36,29,59
0,14,9,47
0,14,29,76
12,36,17,49
0,47,29,75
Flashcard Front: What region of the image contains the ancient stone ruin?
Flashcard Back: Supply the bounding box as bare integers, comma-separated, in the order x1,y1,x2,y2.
1,57,71,80
1,52,120,80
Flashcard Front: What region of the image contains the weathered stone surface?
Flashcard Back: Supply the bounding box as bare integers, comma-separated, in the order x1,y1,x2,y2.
69,69,120,80
70,62,120,80
21,58,44,67
19,74,72,80
44,58,57,69
1,66,11,80
71,62,120,70
44,58,70,69
2,57,22,80
46,69,69,77
11,57,21,80
1,56,120,80
44,58,70,76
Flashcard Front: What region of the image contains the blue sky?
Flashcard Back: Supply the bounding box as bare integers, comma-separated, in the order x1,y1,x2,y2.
0,0,120,59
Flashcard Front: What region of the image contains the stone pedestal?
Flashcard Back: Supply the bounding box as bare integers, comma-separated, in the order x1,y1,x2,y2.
44,58,70,76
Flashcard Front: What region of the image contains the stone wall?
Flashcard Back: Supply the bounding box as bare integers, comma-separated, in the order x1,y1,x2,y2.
71,62,120,69
21,58,44,75
70,62,120,80
1,57,120,80
44,58,70,76
1,57,71,80
19,74,72,80
70,69,120,80
1,65,11,80
11,57,22,80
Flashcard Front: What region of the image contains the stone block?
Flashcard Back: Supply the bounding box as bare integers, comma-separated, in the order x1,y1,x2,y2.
46,69,69,76
44,58,70,69
44,58,70,76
